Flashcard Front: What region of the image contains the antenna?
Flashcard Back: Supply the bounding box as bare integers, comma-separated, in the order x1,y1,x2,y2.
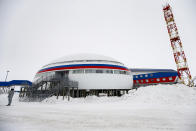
163,4,193,86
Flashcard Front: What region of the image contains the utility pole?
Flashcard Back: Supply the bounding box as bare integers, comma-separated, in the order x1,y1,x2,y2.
3,70,10,93
5,70,10,82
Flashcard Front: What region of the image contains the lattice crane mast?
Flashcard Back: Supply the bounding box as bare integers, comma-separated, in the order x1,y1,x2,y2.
163,4,193,86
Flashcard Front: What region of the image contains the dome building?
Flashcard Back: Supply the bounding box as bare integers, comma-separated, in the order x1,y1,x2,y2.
33,54,133,97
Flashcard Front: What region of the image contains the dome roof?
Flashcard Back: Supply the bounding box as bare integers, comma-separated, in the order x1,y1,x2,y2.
50,53,121,64
41,53,124,68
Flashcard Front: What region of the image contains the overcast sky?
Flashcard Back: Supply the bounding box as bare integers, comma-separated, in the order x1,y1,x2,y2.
0,0,196,81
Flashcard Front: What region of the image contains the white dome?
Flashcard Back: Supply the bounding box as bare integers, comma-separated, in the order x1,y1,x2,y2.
50,53,121,64
35,53,133,90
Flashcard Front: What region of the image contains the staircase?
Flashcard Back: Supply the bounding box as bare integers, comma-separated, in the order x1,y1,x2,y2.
19,74,78,102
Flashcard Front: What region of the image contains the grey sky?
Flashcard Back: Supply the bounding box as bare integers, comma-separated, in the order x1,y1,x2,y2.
0,0,196,81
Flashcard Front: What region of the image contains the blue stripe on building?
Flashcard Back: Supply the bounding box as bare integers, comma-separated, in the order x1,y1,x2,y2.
39,64,128,72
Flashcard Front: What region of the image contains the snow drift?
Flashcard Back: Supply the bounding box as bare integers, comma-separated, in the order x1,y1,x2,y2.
41,84,196,106
1,84,196,131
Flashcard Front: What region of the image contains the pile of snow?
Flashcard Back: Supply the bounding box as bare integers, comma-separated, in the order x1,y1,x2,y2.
42,95,123,104
1,84,196,107
122,84,196,106
1,84,196,106
41,84,196,107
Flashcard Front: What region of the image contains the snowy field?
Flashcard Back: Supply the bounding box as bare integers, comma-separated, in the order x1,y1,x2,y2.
1,84,196,131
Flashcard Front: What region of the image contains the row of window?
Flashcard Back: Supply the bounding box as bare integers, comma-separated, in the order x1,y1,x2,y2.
134,74,153,78
135,77,173,83
72,69,130,75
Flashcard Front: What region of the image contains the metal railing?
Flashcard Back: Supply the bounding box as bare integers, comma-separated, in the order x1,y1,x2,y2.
20,75,78,101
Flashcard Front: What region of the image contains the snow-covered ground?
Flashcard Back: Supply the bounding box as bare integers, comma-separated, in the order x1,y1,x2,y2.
1,84,196,131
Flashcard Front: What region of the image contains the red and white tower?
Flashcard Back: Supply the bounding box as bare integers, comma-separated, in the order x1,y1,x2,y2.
163,4,193,86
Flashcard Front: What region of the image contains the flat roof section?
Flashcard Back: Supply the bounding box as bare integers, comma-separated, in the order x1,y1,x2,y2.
129,68,177,73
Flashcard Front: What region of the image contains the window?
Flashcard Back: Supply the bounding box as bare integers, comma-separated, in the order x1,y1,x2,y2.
145,79,149,82
141,80,144,83
145,74,148,77
96,70,103,73
157,78,160,82
135,76,138,78
85,69,95,73
150,74,153,77
73,69,84,74
169,77,173,80
140,75,143,77
120,71,126,74
151,79,154,82
78,70,84,73
126,71,130,75
136,80,139,83
114,70,120,74
162,78,166,81
105,70,113,74
72,70,76,74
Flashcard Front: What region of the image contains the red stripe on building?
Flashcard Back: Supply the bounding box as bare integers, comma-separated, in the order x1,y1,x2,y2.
38,66,128,74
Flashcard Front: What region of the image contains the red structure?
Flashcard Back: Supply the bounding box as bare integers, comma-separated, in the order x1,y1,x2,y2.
163,4,192,86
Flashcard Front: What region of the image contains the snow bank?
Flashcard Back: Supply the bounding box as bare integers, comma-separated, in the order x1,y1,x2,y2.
1,84,196,131
1,84,196,107
122,84,196,106
42,95,123,104
41,84,196,107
